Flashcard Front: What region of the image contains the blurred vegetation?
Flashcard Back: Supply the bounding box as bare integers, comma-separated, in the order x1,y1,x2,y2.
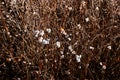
0,0,120,80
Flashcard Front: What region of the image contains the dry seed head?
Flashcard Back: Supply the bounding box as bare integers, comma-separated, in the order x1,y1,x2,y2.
60,27,64,31
60,27,67,35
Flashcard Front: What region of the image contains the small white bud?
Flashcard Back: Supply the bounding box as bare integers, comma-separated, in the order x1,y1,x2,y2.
72,51,76,54
45,59,48,63
24,30,27,32
45,54,47,56
7,58,12,62
42,39,49,44
1,2,5,5
65,5,68,8
54,60,57,62
7,32,10,35
107,45,111,50
35,71,39,74
68,7,72,10
67,52,70,54
102,65,106,70
100,62,103,66
76,32,79,35
11,0,16,5
34,30,39,37
68,45,73,51
38,37,43,43
9,35,12,38
78,66,81,69
77,24,81,29
9,10,12,12
15,35,18,37
89,46,94,50
96,7,99,10
6,15,9,18
23,61,26,64
18,59,21,62
75,55,82,62
56,41,61,48
61,55,64,59
46,28,51,33
29,62,32,65
60,51,64,54
68,37,71,41
17,78,21,80
81,1,86,7
39,30,44,36
33,11,37,15
114,26,117,28
85,17,89,22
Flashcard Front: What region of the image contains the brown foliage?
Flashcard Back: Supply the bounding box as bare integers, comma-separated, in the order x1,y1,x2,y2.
0,0,120,80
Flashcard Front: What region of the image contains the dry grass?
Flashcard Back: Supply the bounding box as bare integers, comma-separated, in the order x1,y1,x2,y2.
0,0,120,80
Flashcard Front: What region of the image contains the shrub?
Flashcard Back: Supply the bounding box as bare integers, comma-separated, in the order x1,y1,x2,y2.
0,0,120,80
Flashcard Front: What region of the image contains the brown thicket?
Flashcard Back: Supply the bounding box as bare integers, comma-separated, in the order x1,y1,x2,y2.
0,0,120,80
